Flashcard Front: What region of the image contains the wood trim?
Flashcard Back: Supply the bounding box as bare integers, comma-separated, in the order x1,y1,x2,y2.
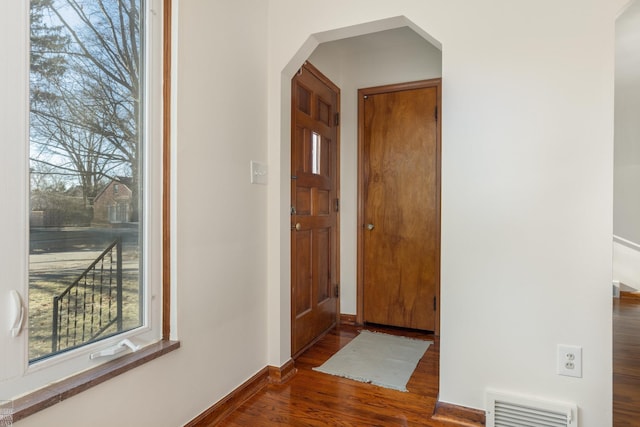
185,367,270,427
186,360,298,426
162,0,172,340
359,79,442,96
432,401,486,427
434,80,442,336
335,74,341,327
11,340,180,423
340,313,357,326
356,78,442,333
268,359,297,384
356,87,365,325
621,291,640,300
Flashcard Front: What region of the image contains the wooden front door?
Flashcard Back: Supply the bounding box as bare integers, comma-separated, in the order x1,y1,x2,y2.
358,80,441,332
291,62,340,357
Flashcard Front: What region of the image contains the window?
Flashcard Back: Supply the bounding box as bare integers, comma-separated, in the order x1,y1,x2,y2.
29,0,146,362
0,0,166,403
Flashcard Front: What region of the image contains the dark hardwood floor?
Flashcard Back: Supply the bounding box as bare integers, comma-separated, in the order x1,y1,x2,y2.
217,325,471,427
613,295,640,427
207,298,640,426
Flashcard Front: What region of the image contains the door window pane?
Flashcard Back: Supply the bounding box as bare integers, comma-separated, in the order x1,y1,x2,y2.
312,132,321,175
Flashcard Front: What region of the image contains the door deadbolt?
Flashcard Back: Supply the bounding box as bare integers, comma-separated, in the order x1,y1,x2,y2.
367,223,375,230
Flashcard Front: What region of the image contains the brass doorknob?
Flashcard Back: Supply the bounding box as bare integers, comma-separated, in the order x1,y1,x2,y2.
295,223,302,231
367,223,375,230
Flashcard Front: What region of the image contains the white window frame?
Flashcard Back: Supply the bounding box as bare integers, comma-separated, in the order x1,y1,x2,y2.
0,0,164,400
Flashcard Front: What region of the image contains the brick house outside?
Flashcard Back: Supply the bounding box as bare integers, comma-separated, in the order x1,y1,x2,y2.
92,179,133,224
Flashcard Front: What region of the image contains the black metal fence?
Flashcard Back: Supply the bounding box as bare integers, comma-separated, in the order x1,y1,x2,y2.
52,238,123,354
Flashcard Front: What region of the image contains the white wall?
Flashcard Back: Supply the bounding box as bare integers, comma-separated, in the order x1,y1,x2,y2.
266,2,623,427
308,27,443,314
14,1,270,426
4,1,626,426
613,1,640,291
615,0,640,244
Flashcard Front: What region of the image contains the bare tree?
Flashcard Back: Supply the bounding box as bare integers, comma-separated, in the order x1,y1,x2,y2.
30,0,142,221
31,0,68,103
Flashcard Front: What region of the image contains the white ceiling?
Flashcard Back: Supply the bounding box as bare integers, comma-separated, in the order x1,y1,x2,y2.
314,26,440,57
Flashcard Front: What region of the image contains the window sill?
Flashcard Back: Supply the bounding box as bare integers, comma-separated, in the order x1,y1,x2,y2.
11,339,180,423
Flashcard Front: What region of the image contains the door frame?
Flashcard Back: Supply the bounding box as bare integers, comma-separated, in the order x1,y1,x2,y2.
290,61,341,357
356,78,442,334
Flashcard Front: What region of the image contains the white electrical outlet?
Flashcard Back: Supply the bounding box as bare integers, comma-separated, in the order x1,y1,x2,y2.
557,344,582,378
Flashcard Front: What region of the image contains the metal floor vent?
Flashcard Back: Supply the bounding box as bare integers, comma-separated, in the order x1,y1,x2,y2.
486,390,578,427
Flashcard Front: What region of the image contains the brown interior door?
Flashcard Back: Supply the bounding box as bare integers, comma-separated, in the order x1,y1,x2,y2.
359,80,440,331
291,62,339,357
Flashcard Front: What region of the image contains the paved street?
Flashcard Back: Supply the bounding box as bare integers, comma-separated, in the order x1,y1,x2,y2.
29,226,140,280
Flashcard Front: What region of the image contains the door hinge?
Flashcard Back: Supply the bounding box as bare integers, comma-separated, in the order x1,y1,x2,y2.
434,106,438,122
334,112,340,126
433,296,437,311
335,198,340,212
335,285,340,298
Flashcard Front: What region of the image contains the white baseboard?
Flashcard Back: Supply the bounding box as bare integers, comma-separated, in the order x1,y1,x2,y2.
613,239,640,291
